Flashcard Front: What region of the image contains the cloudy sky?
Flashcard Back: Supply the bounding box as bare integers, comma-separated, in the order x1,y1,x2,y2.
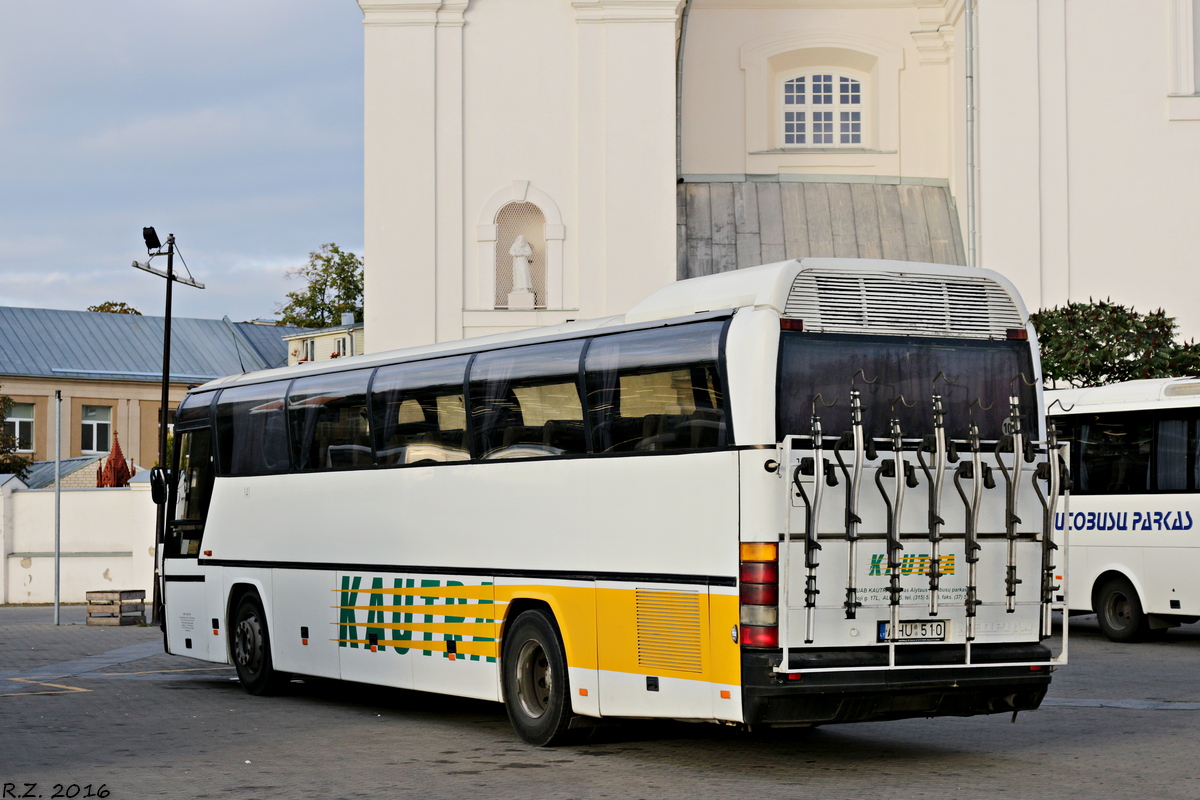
0,1,364,322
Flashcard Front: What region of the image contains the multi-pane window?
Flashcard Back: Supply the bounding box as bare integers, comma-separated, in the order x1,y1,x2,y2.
782,73,863,147
4,403,33,451
81,405,112,453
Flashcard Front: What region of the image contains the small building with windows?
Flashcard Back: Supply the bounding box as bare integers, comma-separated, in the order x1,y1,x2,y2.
0,306,306,468
282,313,366,367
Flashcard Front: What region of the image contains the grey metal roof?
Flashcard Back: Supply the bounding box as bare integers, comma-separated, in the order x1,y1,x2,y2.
22,455,101,489
678,180,965,279
0,307,307,383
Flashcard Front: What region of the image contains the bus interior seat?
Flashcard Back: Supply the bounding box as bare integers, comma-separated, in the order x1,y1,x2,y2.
543,420,585,454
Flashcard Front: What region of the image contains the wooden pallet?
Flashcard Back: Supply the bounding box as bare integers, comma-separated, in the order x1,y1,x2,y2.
86,590,146,626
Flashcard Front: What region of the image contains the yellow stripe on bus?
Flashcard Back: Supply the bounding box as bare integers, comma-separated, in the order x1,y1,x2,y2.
337,638,499,658
332,620,499,637
334,604,500,619
332,585,499,601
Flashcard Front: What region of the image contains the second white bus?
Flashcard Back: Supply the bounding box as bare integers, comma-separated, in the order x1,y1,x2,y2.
1050,378,1200,641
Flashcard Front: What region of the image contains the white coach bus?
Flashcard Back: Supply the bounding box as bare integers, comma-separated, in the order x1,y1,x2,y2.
158,258,1066,745
1048,378,1200,642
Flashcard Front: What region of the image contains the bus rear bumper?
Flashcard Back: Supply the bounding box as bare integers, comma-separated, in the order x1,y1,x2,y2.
741,643,1052,726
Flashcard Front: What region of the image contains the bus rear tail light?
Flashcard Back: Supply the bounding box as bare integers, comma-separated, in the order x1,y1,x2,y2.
739,542,779,649
740,625,779,647
780,318,804,332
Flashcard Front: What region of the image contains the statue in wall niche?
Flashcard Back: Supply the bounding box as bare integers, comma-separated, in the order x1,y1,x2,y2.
509,235,534,293
506,234,537,310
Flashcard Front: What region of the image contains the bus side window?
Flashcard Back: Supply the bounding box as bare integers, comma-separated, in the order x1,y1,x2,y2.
585,322,728,453
1075,412,1152,495
371,356,471,466
287,369,373,471
469,340,585,460
214,380,293,476
1156,416,1191,492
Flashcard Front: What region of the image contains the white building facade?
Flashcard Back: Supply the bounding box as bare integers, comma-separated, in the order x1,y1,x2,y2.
358,0,1200,349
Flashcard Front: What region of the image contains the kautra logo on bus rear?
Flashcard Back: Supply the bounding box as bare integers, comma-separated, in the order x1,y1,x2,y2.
1055,511,1194,532
868,554,955,576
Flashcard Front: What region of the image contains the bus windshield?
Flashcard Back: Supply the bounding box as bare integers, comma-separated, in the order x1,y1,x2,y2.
777,332,1037,442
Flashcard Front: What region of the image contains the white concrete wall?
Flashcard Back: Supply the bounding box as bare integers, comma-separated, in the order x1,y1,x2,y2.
1,484,156,604
360,0,680,350
978,0,1200,336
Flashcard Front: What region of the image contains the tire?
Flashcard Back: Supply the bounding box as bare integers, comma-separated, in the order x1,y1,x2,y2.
1096,577,1150,643
502,610,575,746
230,592,289,695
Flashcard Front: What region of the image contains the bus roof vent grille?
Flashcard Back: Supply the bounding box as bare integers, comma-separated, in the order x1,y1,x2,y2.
783,269,1023,339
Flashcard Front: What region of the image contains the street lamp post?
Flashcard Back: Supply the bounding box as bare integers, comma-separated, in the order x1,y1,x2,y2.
133,227,204,626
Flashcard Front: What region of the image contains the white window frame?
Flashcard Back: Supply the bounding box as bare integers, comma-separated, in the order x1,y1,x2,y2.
740,29,902,155
81,405,112,454
5,402,33,452
780,71,865,149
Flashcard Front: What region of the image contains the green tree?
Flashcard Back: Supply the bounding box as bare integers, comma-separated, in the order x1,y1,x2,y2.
0,392,31,479
277,243,364,328
87,301,142,315
1030,299,1200,388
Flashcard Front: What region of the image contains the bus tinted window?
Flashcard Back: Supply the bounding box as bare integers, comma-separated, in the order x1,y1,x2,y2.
1073,413,1152,494
585,322,727,453
470,341,586,460
371,356,470,466
1157,416,1191,492
287,370,372,471
176,391,214,426
778,334,1037,442
215,381,292,476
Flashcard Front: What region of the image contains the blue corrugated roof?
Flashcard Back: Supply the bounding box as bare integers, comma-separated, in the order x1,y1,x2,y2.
0,307,307,383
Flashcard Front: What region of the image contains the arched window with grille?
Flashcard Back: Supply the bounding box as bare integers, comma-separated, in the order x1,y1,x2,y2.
494,202,547,309
782,72,863,147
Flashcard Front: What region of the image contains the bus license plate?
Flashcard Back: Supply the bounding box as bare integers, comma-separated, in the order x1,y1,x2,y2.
877,620,947,642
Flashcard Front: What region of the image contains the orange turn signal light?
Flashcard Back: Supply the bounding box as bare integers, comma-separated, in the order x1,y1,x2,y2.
740,542,777,562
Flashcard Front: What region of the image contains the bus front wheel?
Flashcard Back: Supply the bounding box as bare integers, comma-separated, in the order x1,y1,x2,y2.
230,592,289,695
502,609,574,746
1096,577,1150,643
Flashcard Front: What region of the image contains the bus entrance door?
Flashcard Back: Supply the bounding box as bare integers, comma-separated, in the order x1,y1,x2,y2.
162,427,221,660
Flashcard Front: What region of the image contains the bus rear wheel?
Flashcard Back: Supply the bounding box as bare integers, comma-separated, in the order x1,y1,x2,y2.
1096,577,1150,643
502,609,574,746
230,592,289,695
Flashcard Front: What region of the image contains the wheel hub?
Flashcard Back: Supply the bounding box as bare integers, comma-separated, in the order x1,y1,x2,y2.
234,613,264,675
514,639,552,719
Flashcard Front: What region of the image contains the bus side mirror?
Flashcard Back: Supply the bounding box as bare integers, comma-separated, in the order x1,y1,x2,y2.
150,467,168,505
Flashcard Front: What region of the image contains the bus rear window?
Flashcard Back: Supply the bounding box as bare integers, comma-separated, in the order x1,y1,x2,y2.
777,333,1037,443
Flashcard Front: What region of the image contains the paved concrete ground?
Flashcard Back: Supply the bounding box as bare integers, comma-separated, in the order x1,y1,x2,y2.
1,605,1198,800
